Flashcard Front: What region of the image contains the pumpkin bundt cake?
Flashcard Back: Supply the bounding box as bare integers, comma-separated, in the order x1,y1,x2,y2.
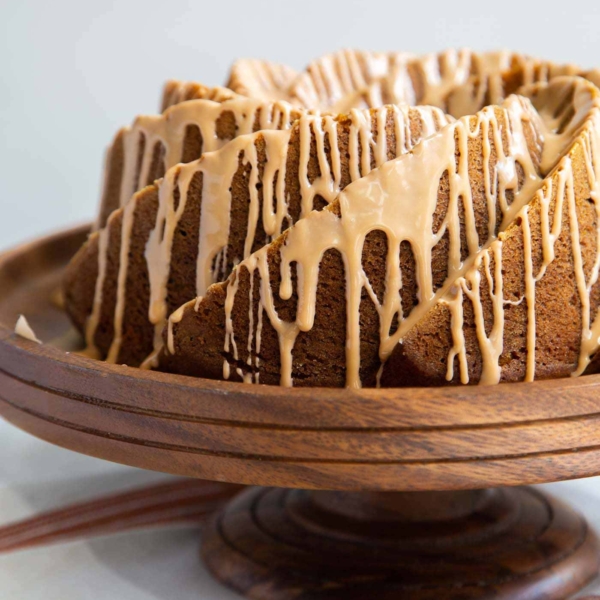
381,78,600,386
62,49,600,389
65,103,450,367
159,78,600,388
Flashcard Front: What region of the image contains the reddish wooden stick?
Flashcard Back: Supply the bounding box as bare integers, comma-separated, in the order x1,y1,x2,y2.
0,479,243,553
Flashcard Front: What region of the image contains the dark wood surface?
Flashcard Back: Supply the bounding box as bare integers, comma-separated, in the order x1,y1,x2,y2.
203,486,600,599
2,225,600,491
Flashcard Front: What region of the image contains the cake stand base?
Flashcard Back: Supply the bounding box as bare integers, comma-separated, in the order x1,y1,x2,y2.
202,487,600,599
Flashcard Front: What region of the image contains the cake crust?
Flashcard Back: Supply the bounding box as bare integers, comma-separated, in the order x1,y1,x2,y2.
382,83,600,386
159,94,549,387
65,105,449,367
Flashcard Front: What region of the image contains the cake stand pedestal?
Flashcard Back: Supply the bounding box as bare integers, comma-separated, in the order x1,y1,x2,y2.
0,226,599,599
204,487,597,599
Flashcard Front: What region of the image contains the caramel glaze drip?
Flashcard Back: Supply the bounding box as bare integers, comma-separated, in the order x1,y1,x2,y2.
164,93,550,387
74,49,600,388
288,49,411,110
95,89,304,230
237,48,600,119
226,58,298,102
382,77,600,386
81,104,450,366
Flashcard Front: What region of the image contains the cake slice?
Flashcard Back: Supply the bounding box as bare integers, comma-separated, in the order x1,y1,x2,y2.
381,80,600,386
64,104,450,367
159,90,555,387
96,89,304,229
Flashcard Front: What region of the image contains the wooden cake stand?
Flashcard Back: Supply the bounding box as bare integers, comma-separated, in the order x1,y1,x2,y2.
1,225,600,599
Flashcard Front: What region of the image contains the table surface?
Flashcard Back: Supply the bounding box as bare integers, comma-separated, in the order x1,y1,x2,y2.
2,419,600,600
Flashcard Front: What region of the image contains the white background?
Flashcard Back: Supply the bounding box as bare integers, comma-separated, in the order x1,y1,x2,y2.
2,0,600,250
2,0,600,598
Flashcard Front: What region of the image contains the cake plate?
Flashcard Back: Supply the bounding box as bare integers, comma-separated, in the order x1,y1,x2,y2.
1,225,600,599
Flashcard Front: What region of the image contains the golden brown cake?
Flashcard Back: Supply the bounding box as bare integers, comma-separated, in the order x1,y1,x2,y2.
63,49,600,389
65,104,450,367
159,92,552,387
96,88,303,229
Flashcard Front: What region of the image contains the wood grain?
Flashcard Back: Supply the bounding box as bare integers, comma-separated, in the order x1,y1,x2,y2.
0,478,242,553
2,226,600,490
203,486,600,599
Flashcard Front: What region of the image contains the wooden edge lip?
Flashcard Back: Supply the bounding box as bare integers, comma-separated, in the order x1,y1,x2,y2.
4,312,600,417
0,221,90,262
2,224,600,423
3,305,600,406
4,395,600,490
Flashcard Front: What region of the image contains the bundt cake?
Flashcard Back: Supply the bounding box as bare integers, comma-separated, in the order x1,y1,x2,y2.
62,49,600,390
65,103,450,367
159,77,599,388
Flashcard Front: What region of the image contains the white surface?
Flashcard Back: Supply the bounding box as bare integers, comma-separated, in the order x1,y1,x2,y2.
0,420,239,600
0,419,599,599
2,0,600,250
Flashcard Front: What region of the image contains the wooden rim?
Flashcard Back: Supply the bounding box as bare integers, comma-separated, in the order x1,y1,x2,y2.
1,225,600,490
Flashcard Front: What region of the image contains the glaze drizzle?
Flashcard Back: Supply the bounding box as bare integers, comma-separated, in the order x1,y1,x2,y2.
434,81,600,384
87,104,449,365
96,90,302,230
210,95,545,387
